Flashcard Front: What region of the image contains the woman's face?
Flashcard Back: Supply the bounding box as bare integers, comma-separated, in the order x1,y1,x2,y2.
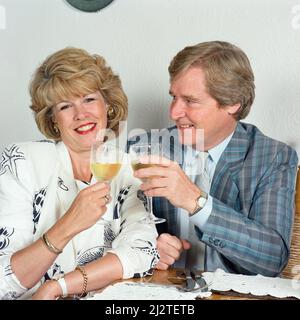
52,91,108,153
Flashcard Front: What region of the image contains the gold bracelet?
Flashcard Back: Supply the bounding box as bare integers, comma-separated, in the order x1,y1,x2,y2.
75,265,88,298
41,233,63,254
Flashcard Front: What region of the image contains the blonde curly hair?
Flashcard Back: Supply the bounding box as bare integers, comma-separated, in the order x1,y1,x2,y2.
30,47,128,140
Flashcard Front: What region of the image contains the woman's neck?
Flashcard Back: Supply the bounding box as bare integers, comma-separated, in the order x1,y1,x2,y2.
68,148,92,182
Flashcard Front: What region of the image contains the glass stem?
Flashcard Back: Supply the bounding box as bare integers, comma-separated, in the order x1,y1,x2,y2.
147,196,153,217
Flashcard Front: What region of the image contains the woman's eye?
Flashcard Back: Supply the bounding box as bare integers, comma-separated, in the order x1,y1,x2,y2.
84,97,95,103
60,104,71,111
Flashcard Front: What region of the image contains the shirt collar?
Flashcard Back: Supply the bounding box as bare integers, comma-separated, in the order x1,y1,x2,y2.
183,130,235,164
207,131,234,164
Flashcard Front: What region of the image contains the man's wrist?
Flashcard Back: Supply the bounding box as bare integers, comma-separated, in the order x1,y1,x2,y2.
189,190,208,216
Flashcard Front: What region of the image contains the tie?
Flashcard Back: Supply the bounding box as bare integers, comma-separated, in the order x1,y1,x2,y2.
185,152,210,270
196,152,210,191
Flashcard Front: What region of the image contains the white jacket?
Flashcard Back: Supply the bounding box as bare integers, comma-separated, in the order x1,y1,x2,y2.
0,141,158,299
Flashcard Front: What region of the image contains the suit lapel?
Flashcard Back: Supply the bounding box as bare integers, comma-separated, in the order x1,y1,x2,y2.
210,122,250,209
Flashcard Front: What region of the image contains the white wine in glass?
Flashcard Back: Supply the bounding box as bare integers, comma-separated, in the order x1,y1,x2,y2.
90,140,123,224
91,162,122,182
129,143,166,225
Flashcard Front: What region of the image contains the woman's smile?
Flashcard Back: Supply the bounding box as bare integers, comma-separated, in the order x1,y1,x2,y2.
75,122,97,135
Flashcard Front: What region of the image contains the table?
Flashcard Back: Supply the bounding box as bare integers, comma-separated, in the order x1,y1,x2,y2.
127,268,257,300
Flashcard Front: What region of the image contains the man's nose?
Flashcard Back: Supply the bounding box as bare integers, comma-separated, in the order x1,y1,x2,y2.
170,100,186,120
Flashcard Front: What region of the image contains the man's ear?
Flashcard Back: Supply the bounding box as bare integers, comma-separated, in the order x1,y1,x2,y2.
226,103,240,115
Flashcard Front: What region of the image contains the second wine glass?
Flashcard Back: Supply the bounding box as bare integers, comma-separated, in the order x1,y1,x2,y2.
129,143,166,225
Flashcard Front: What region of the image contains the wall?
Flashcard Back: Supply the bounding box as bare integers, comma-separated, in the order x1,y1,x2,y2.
0,0,299,158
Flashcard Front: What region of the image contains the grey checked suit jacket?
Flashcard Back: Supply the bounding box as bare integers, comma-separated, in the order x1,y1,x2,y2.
128,122,298,276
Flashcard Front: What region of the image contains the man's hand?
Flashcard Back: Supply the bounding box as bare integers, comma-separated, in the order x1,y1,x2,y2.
134,156,201,213
156,233,191,270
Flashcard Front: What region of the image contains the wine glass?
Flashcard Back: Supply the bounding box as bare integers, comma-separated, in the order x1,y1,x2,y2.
90,139,123,224
129,143,166,225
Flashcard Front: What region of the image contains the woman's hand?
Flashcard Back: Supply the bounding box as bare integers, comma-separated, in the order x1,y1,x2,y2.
62,182,111,236
31,280,60,300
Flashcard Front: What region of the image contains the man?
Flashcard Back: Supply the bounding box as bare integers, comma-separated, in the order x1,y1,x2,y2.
131,41,298,276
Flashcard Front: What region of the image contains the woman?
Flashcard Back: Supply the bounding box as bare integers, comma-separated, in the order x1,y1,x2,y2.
0,48,158,300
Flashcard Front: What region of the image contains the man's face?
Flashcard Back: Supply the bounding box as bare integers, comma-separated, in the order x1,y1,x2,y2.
169,66,238,150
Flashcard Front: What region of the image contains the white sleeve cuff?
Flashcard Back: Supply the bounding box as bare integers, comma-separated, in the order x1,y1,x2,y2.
107,244,153,279
0,254,28,299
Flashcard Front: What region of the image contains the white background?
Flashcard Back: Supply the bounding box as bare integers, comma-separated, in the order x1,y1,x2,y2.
0,0,299,158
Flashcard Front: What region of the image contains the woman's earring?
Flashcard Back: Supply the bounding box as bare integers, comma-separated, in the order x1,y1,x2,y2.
107,105,115,120
54,123,59,133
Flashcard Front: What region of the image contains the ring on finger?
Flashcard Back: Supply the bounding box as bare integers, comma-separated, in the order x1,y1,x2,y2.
104,195,110,204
